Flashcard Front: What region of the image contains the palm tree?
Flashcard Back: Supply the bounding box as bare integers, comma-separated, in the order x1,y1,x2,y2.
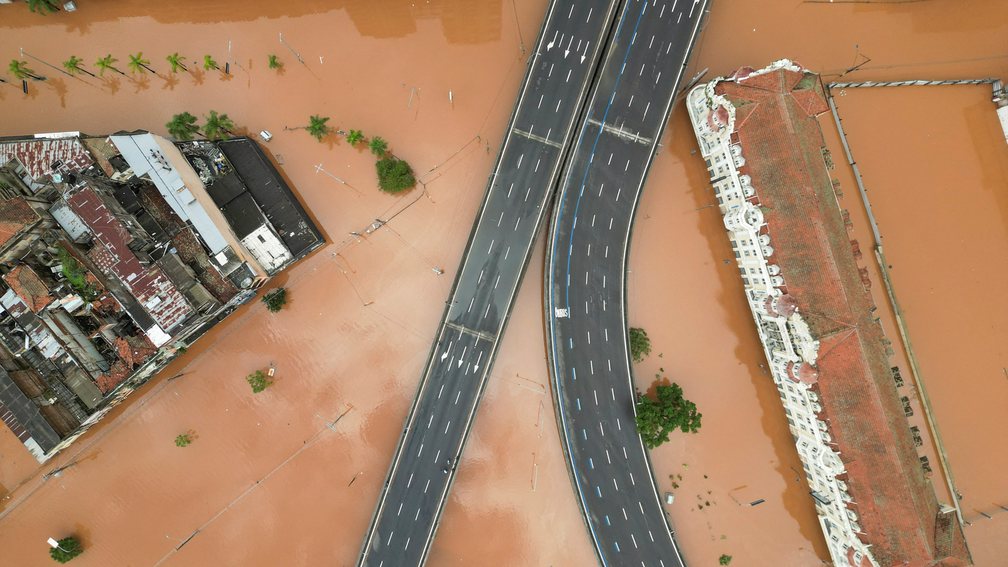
203,55,218,71
346,129,364,147
62,55,95,77
166,53,187,73
165,112,201,141
202,110,236,141
94,54,124,76
7,60,42,81
128,52,155,74
368,136,389,157
306,115,330,142
28,0,59,15
268,55,282,70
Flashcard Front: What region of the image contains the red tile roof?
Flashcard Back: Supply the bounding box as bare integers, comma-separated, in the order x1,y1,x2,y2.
3,264,54,313
95,359,132,394
113,334,157,368
0,137,95,182
67,186,192,332
717,68,971,567
0,196,41,250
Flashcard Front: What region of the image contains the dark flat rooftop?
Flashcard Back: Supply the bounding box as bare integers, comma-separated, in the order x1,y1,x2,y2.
0,366,61,453
214,138,323,259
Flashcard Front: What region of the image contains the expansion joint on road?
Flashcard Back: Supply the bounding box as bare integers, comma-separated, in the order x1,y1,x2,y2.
587,119,653,145
512,128,564,149
444,322,497,342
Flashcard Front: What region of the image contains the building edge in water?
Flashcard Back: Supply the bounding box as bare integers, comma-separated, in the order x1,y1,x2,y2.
0,131,323,463
686,59,971,567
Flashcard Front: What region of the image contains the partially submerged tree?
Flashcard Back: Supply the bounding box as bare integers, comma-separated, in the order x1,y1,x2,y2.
48,536,83,563
719,555,733,566
165,112,200,141
28,0,59,16
634,382,701,449
375,157,416,195
94,54,124,76
175,433,192,447
62,55,93,77
628,327,651,363
203,55,218,71
202,110,236,140
368,136,389,157
128,52,154,75
262,287,287,313
306,114,330,142
268,55,282,70
166,52,188,73
246,369,273,393
346,129,364,147
7,60,42,81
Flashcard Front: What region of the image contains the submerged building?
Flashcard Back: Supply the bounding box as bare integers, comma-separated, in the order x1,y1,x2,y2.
0,131,323,462
686,60,970,567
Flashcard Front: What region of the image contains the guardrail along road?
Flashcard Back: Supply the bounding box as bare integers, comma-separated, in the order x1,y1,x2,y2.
356,0,623,565
545,0,709,565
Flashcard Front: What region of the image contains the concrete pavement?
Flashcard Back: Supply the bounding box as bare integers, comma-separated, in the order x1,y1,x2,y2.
544,0,709,565
356,0,623,565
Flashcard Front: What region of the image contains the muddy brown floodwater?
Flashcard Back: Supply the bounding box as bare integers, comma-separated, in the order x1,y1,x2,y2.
0,0,1006,566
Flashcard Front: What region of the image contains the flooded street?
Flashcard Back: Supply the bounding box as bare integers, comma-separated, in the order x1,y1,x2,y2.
1,0,1006,565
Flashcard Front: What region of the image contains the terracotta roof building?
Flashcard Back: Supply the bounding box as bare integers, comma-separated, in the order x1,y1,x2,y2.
687,60,971,567
3,264,54,313
0,196,42,250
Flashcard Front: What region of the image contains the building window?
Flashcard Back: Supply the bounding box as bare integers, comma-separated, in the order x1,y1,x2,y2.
734,251,741,258
779,391,786,399
785,408,792,416
788,418,795,426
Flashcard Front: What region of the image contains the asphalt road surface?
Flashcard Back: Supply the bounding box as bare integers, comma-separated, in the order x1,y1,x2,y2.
356,0,623,565
544,0,709,565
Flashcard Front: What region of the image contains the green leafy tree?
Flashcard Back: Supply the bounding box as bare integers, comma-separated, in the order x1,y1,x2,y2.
719,555,733,566
306,115,330,142
246,369,274,393
62,55,92,77
175,433,192,447
94,54,124,76
629,327,651,363
346,129,364,147
165,112,201,141
634,382,701,449
203,55,218,71
268,55,282,70
57,246,99,301
48,536,82,563
166,52,187,73
28,0,59,15
368,136,389,157
262,287,287,313
7,60,41,81
128,52,153,75
375,157,416,195
202,110,236,140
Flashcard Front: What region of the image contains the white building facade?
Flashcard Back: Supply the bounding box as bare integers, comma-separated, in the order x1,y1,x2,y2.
686,60,877,567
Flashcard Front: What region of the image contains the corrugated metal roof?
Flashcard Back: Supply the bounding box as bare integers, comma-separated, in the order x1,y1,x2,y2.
0,137,95,182
67,186,192,334
110,133,229,254
49,200,91,241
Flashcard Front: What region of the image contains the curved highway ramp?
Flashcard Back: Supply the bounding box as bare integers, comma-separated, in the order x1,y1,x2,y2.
544,0,709,565
356,0,623,565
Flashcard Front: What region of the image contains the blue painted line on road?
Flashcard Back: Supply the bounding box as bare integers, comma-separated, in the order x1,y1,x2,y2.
546,3,650,567
558,0,648,312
